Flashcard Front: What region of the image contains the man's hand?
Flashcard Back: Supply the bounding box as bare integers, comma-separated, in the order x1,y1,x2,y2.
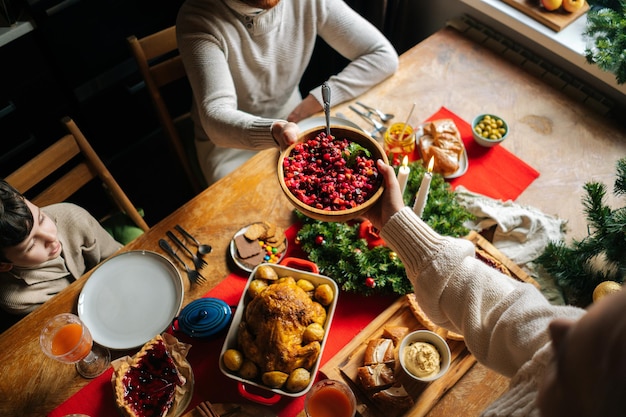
271,121,300,149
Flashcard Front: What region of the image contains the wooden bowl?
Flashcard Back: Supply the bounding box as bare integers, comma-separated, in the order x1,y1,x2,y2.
278,125,388,222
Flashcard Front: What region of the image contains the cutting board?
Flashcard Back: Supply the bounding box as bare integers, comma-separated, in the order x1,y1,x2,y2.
500,0,589,32
319,296,476,417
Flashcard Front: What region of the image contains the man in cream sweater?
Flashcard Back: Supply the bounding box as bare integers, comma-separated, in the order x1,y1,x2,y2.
177,0,398,185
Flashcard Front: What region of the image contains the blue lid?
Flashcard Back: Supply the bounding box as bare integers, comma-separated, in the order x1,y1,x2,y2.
177,298,232,339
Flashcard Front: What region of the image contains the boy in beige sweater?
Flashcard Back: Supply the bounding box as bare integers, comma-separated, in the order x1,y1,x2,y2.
0,180,121,315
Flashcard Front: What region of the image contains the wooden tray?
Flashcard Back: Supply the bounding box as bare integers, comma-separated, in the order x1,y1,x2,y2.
500,0,589,32
320,230,537,416
320,296,476,417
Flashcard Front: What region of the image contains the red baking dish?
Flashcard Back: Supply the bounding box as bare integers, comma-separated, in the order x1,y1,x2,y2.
218,258,339,404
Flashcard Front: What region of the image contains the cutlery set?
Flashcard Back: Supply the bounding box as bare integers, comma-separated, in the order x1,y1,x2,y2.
349,102,394,139
159,224,212,285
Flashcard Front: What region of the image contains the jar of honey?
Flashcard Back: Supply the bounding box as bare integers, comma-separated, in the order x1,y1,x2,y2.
384,122,416,158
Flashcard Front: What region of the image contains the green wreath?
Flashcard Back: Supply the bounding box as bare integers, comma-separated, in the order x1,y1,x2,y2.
295,160,475,296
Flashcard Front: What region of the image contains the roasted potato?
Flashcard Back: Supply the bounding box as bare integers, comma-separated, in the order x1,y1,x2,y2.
314,283,334,306
285,368,311,392
262,371,289,388
248,279,268,298
296,278,315,293
302,322,325,344
239,360,259,380
222,349,243,372
255,265,278,280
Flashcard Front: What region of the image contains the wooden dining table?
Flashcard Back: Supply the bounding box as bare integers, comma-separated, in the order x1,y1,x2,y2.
2,25,626,417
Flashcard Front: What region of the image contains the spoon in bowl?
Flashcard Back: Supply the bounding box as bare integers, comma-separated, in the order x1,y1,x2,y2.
322,82,331,137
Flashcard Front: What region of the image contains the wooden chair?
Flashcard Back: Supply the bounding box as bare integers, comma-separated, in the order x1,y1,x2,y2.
5,116,149,233
127,26,206,193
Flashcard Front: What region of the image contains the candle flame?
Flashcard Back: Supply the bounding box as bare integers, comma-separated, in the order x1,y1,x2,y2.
427,156,434,173
402,155,408,168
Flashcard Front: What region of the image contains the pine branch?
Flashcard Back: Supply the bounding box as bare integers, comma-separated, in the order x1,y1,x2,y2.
583,2,626,84
536,157,626,306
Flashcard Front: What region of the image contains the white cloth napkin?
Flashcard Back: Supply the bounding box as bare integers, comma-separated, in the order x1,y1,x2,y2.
454,187,568,304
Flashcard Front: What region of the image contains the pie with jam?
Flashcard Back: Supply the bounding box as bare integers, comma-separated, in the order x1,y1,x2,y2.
114,334,188,417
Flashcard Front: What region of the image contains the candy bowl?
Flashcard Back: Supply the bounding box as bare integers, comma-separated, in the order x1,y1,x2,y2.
472,114,509,147
278,125,388,222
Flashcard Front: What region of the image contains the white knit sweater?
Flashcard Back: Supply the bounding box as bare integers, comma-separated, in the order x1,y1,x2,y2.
381,207,585,416
176,0,398,184
0,203,121,315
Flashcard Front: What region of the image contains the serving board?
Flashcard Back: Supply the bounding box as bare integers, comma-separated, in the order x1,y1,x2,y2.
320,230,537,417
320,296,476,417
500,0,589,32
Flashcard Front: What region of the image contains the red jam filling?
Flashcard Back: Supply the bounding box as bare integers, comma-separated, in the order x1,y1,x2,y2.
122,340,183,417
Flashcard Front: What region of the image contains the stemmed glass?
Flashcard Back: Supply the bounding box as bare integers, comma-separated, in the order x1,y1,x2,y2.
40,313,111,378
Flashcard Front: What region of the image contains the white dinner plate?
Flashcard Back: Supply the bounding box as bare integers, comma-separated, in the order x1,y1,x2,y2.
77,251,184,350
297,116,363,132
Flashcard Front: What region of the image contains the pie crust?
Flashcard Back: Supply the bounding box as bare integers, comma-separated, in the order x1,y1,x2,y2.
113,334,187,417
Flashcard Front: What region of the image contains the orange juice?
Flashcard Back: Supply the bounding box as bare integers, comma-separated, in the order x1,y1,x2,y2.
305,380,356,417
51,323,91,361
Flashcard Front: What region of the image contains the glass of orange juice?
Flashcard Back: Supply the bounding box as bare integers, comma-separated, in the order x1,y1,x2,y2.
304,379,357,417
40,313,111,378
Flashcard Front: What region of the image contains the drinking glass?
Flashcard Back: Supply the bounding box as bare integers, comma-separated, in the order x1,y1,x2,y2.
304,379,357,417
40,313,111,378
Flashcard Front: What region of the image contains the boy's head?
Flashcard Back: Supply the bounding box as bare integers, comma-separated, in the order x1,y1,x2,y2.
0,180,61,269
0,180,33,263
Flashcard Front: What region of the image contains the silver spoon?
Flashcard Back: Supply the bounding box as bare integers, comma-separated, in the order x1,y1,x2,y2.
175,225,213,256
166,231,207,270
356,101,394,122
322,82,331,137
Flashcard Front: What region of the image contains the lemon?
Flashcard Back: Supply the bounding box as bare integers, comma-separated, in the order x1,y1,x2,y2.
592,281,622,302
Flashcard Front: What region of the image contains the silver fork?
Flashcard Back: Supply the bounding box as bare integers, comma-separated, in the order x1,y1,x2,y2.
158,239,206,284
349,105,388,138
166,231,207,270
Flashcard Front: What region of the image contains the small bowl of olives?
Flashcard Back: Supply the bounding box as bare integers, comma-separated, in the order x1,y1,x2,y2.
472,114,508,147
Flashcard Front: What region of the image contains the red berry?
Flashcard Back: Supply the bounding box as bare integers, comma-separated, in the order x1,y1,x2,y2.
315,235,325,245
365,277,376,288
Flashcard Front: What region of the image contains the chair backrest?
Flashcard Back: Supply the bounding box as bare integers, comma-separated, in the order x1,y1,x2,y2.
5,116,150,233
127,26,206,192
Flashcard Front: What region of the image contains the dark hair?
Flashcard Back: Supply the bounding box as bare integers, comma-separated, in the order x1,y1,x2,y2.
0,180,33,262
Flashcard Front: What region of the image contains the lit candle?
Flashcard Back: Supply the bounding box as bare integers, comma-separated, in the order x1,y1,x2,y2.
397,155,410,196
413,156,434,217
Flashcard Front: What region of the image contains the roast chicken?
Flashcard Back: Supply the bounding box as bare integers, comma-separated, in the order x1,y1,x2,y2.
238,277,325,374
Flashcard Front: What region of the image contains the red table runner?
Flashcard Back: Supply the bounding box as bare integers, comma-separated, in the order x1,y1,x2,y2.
401,106,539,201
49,107,538,417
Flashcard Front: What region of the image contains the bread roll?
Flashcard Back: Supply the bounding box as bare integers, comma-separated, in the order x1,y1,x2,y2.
419,119,464,177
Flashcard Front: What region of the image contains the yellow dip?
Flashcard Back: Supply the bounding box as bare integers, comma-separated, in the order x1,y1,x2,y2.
404,341,440,378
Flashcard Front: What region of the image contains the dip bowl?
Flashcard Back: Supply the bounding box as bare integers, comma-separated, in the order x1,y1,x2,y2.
399,330,451,383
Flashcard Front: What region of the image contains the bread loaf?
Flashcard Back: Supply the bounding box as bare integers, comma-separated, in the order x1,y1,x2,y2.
418,119,464,177
363,338,395,366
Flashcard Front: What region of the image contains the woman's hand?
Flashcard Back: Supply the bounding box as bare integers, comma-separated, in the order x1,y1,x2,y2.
363,160,406,231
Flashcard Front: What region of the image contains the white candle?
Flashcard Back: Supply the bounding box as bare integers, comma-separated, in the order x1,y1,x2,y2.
413,157,434,217
397,156,410,196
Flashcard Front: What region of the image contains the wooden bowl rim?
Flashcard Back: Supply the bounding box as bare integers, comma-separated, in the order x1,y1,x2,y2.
278,126,388,220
